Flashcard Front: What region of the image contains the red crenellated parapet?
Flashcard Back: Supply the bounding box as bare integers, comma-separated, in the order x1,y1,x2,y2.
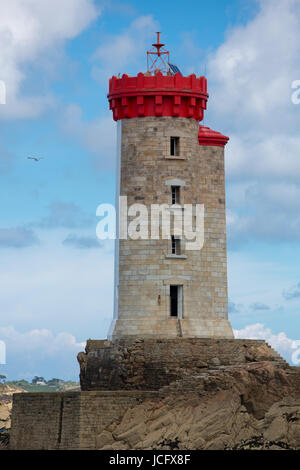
107,72,209,121
198,125,229,147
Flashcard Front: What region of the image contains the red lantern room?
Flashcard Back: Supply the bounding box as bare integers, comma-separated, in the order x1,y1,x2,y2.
107,33,229,148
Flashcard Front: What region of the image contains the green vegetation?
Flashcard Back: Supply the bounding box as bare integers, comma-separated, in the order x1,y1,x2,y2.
4,378,79,392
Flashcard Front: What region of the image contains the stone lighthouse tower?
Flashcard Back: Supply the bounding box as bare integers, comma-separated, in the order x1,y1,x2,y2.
107,34,233,340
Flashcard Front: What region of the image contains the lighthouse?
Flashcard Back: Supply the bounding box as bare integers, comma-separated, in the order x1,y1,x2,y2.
107,34,233,340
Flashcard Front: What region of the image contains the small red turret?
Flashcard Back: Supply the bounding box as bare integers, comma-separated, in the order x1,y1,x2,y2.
198,126,229,147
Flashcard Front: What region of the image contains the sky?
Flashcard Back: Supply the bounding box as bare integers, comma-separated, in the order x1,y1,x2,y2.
1,0,300,380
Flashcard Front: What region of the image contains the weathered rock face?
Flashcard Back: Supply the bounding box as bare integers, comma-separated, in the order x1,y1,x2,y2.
0,384,25,450
0,384,25,430
78,338,288,391
95,363,300,450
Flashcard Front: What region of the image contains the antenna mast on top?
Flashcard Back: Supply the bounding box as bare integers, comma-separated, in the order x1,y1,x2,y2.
147,32,170,74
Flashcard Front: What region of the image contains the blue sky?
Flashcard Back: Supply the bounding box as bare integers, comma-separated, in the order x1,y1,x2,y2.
1,0,300,380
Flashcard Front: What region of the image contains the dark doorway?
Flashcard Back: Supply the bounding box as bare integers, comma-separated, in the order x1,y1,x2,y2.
170,285,178,317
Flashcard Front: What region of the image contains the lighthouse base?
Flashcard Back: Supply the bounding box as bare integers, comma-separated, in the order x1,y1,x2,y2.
108,317,234,341
77,337,287,392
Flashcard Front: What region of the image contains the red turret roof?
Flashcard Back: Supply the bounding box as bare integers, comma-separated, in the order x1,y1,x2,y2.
198,125,229,147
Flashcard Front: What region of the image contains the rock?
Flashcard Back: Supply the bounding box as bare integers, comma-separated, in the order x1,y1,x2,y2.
96,430,115,448
95,362,300,450
193,437,205,449
0,384,26,432
196,361,208,368
209,357,221,366
245,344,272,362
262,398,300,448
0,432,9,450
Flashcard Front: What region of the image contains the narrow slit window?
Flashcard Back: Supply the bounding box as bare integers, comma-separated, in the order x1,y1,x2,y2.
171,235,181,255
170,137,180,156
171,186,180,205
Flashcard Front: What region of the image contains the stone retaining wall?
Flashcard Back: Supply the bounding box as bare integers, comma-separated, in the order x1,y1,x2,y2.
10,391,158,450
78,338,288,391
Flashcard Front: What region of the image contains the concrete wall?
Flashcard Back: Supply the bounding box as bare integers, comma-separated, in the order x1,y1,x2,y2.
10,391,158,450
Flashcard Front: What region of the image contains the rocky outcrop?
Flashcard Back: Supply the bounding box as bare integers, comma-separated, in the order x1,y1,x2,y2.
93,361,300,450
0,384,25,450
0,384,25,430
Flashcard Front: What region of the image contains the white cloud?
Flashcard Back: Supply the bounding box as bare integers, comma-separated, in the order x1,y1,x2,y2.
0,230,113,341
0,325,84,355
0,230,114,379
208,0,300,132
61,104,116,170
63,233,103,249
0,227,38,248
0,325,85,380
35,200,94,229
63,15,158,169
227,250,296,313
234,323,299,365
102,1,137,17
91,15,159,82
250,302,270,311
0,0,99,119
205,0,300,245
227,180,300,243
226,135,300,183
282,281,300,300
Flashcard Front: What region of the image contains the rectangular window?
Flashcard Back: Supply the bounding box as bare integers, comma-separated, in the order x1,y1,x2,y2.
170,137,180,156
170,285,183,318
171,186,180,205
171,235,181,255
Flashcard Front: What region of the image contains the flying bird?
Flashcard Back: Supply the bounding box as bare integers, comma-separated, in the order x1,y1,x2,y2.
27,157,43,162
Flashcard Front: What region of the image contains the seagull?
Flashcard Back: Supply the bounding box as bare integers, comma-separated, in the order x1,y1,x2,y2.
27,157,43,162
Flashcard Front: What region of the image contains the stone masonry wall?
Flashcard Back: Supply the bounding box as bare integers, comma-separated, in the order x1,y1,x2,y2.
10,391,158,450
78,338,288,391
10,392,80,450
112,117,233,339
